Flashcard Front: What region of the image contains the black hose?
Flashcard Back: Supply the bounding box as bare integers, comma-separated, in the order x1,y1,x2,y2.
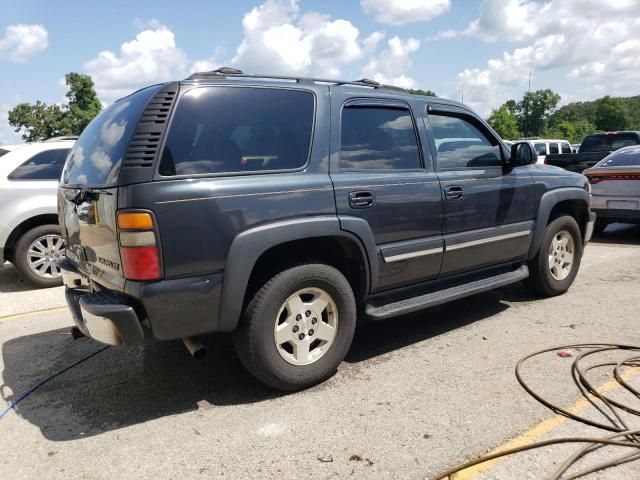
432,343,640,479
0,346,109,421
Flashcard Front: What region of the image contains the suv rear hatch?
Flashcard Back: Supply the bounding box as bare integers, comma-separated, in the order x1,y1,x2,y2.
58,84,168,290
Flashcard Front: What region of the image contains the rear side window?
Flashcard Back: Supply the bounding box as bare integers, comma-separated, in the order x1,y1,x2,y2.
429,114,502,170
561,143,572,154
581,133,640,152
599,147,640,167
549,143,559,154
159,87,314,176
534,143,546,156
62,85,160,187
9,148,70,180
339,106,421,171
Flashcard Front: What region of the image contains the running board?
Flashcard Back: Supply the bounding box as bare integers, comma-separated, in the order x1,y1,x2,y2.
365,265,529,321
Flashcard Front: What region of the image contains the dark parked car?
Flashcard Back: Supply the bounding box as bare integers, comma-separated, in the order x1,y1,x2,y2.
584,145,640,231
58,69,595,390
546,131,640,173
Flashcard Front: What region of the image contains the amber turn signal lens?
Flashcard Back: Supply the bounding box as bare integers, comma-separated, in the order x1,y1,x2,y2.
118,212,153,229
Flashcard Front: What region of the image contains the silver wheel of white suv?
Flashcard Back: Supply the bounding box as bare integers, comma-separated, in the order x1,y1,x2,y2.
274,287,339,366
27,234,65,279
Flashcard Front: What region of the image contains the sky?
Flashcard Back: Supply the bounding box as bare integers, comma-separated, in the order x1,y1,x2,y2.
1,0,639,144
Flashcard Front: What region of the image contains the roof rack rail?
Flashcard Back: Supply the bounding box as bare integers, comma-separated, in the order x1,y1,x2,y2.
186,67,407,92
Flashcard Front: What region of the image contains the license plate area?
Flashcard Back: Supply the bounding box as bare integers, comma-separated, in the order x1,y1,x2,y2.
607,200,638,210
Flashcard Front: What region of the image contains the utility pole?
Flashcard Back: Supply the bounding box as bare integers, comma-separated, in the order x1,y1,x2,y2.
525,70,532,137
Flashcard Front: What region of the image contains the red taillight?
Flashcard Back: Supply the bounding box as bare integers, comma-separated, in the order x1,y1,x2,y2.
588,174,640,184
121,246,161,281
117,210,161,281
587,176,602,184
543,156,548,164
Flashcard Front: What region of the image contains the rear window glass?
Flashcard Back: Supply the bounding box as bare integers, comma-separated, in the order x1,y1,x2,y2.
62,85,160,187
9,148,70,180
599,147,640,167
159,87,314,176
549,143,559,154
340,106,421,171
581,133,640,152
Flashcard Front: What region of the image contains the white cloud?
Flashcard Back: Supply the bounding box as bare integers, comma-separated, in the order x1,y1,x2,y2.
455,0,640,115
362,36,421,88
84,25,189,103
361,0,451,25
0,24,48,63
231,0,362,77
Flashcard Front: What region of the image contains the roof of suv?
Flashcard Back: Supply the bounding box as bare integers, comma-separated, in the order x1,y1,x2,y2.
177,67,465,109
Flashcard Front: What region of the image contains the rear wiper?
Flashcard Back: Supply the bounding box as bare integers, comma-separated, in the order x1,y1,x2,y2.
66,186,113,205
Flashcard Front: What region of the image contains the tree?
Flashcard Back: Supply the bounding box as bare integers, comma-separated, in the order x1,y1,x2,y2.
594,96,629,131
8,73,101,142
517,89,561,137
408,89,436,97
63,73,102,134
487,105,520,140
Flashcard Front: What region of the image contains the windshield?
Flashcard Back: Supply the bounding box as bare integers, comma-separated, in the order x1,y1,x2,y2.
580,133,640,153
61,85,160,187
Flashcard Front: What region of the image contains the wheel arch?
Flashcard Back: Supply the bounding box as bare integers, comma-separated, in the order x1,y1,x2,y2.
528,188,590,260
218,216,377,332
2,214,59,263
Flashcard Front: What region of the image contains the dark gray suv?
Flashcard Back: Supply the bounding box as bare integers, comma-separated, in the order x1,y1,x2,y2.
58,69,595,390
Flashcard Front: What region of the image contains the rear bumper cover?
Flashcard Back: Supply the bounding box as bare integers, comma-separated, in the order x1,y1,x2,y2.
65,287,144,346
59,258,224,344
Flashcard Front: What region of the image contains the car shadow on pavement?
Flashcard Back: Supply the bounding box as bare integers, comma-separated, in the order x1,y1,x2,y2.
590,223,640,246
0,262,39,293
1,290,512,442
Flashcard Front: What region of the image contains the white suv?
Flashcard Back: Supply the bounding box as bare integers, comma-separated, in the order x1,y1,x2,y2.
530,139,573,163
0,138,75,287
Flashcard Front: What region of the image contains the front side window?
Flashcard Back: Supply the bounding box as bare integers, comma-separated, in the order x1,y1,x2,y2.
9,148,70,181
339,106,421,171
561,143,572,154
159,87,314,176
429,114,502,170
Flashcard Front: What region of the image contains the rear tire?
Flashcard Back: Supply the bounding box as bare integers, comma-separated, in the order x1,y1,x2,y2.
524,215,583,297
13,224,65,288
233,263,356,391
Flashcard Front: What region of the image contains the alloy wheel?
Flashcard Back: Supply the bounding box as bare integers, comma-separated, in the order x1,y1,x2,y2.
273,287,339,366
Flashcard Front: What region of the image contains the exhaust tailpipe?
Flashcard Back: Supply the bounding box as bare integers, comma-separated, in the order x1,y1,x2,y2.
182,337,207,360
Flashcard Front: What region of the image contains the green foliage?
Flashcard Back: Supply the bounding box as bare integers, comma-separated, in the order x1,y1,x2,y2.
594,96,630,131
8,73,101,142
492,90,639,145
487,105,520,140
408,89,436,97
516,89,561,137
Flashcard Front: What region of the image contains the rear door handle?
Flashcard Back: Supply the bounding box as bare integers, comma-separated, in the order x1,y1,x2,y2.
444,185,464,200
349,190,375,209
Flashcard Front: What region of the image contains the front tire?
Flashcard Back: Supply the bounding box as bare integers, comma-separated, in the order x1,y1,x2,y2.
233,263,356,391
524,215,583,297
13,224,65,288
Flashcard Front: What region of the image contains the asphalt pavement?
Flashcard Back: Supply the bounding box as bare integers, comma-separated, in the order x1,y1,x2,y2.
0,224,639,479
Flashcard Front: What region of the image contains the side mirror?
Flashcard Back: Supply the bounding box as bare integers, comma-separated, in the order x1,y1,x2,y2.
508,141,538,167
